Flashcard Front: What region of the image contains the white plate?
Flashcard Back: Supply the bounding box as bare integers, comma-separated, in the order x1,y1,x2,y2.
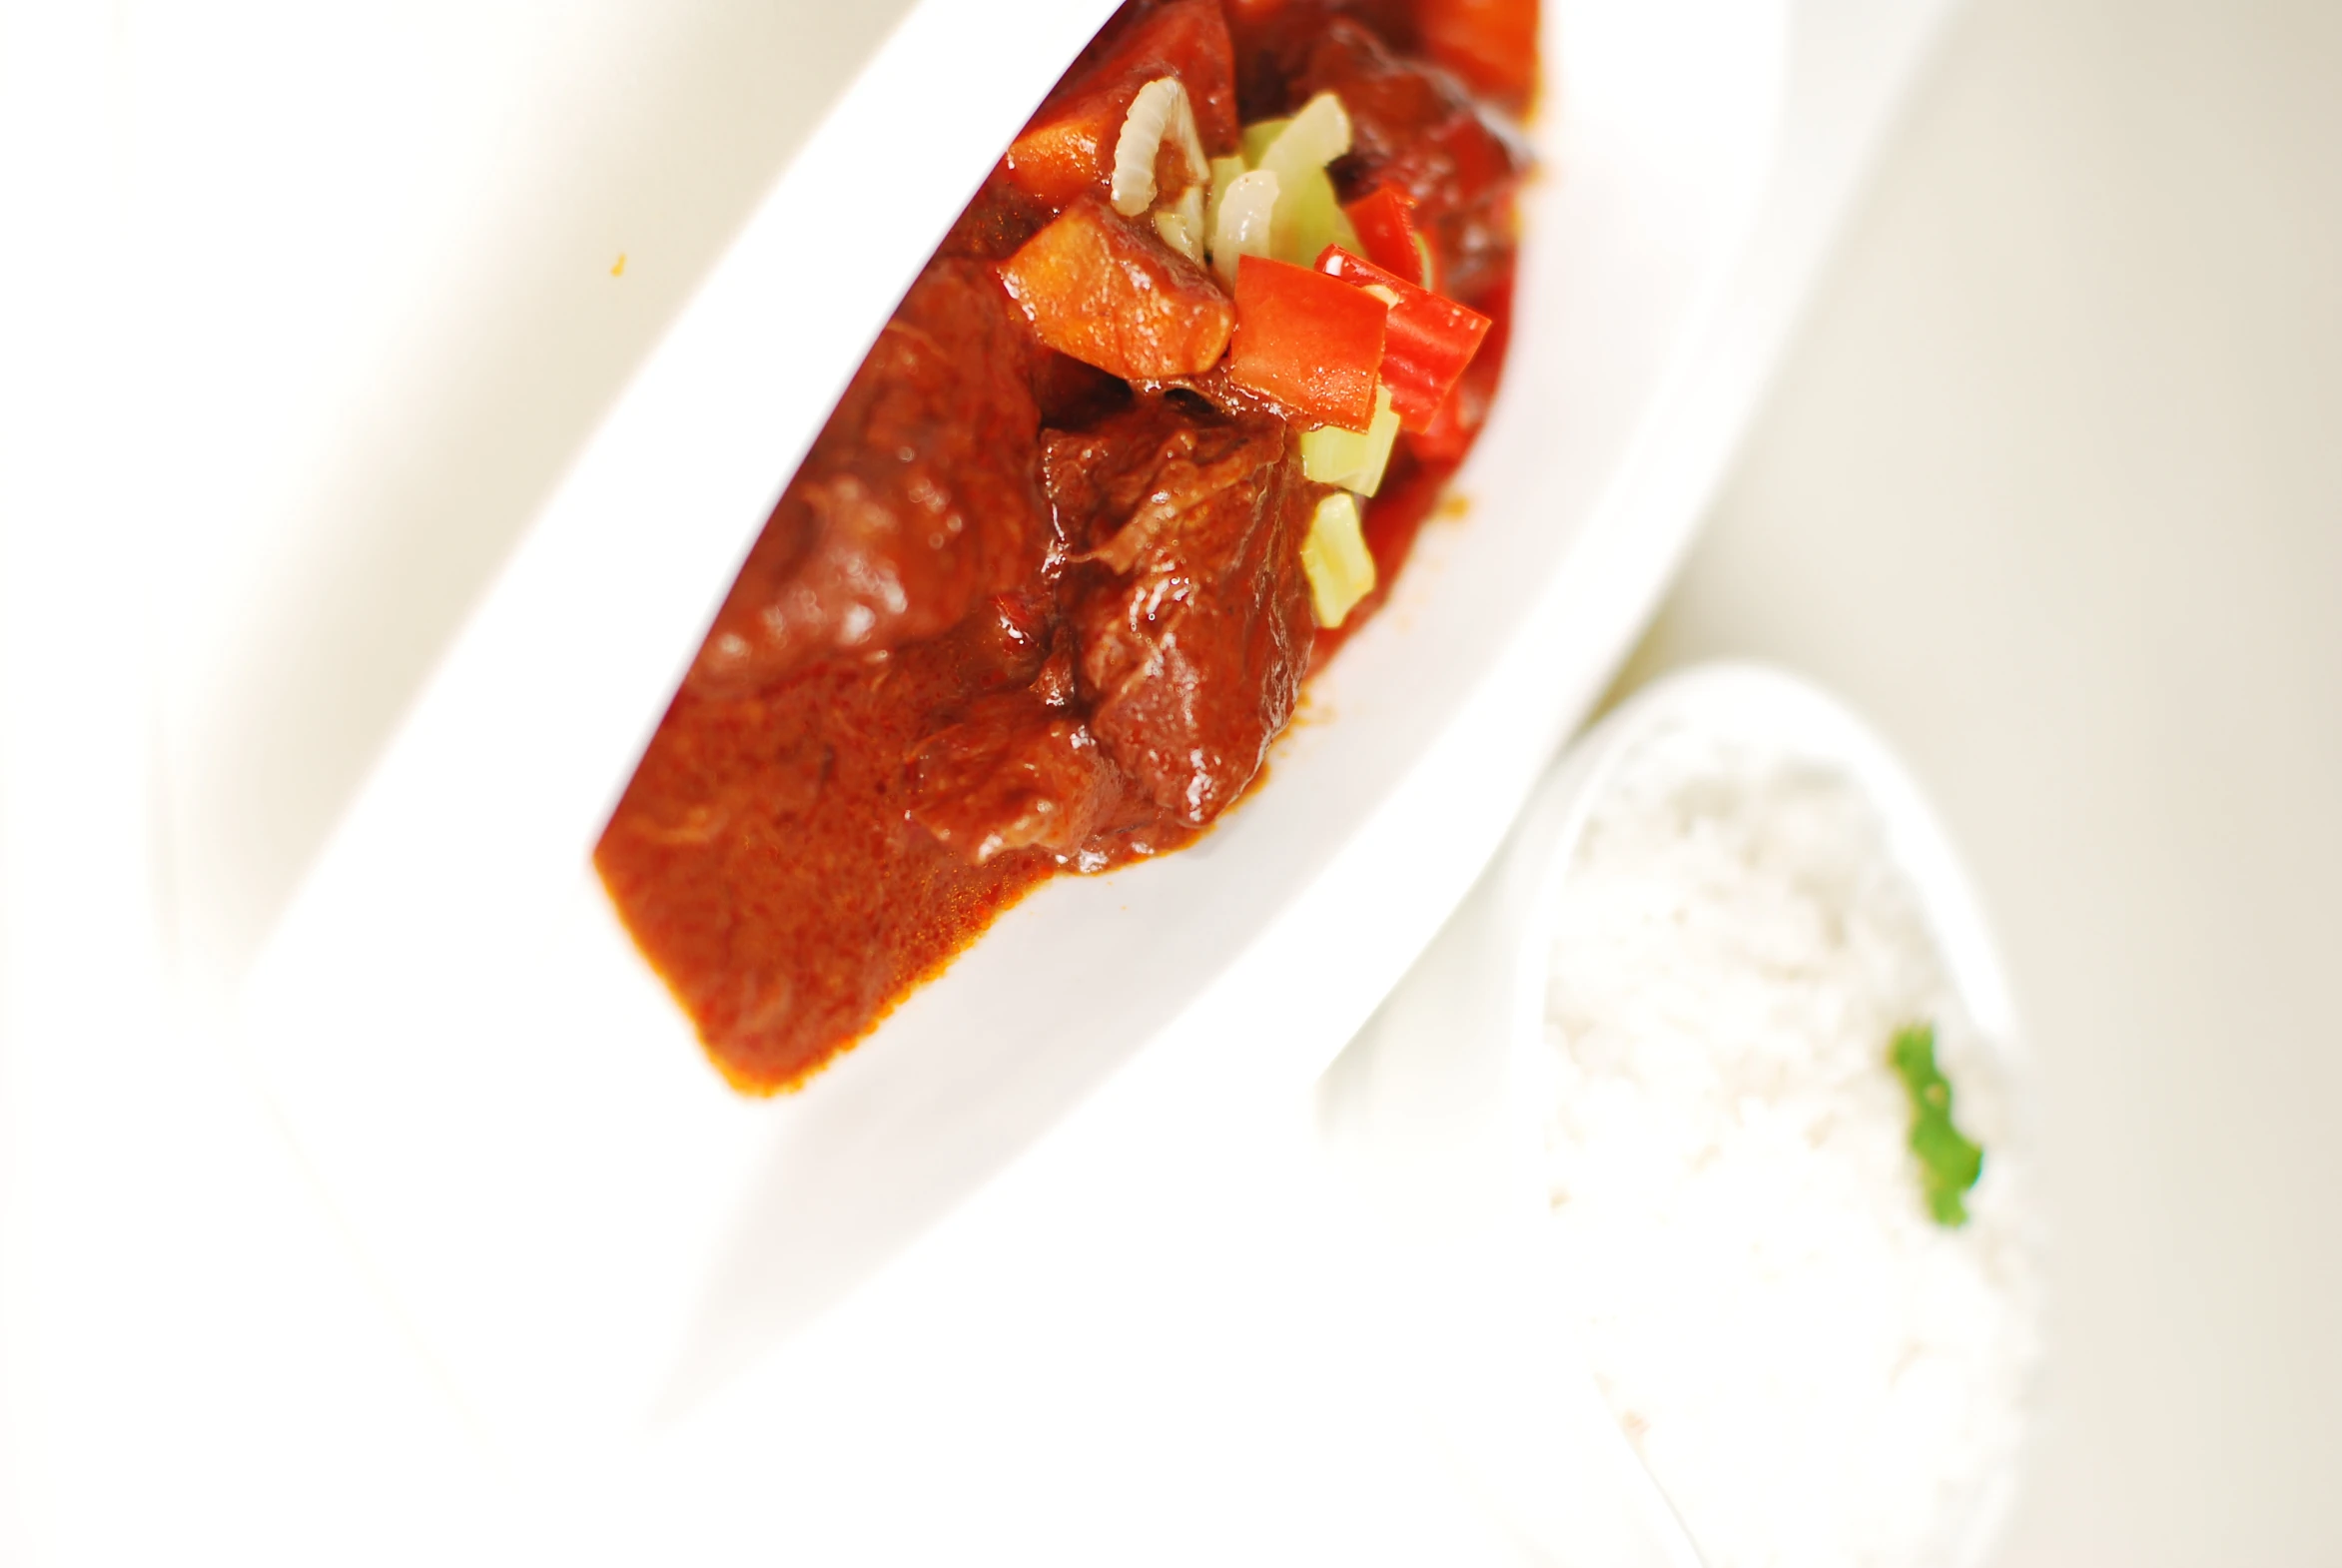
237,0,1945,1459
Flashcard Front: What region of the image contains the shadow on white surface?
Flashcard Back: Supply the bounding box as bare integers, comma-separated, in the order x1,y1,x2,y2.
133,0,923,996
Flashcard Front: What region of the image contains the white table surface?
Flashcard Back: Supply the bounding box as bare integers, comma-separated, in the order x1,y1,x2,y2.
1613,0,2342,1559
11,0,2334,1560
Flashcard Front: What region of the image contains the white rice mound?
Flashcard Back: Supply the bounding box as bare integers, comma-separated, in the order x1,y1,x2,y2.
1537,722,2041,1568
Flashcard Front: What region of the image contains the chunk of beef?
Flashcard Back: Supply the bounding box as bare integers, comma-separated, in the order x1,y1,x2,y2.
1052,394,1315,826
686,260,1049,698
906,687,1120,864
938,170,1053,262
1031,348,1135,429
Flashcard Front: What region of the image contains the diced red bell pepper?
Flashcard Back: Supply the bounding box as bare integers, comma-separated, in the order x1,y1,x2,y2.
1226,254,1387,432
999,197,1233,381
1408,376,1477,464
1414,0,1540,115
1343,184,1435,289
1314,246,1492,432
1004,0,1239,208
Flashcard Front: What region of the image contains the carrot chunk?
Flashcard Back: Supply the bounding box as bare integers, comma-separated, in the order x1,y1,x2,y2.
998,197,1234,381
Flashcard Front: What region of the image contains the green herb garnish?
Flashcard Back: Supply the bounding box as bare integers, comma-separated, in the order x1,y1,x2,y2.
1890,1023,1984,1227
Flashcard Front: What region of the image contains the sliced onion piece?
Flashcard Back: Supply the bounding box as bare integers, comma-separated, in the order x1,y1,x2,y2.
1299,385,1400,494
1112,76,1209,220
1301,490,1376,627
1154,183,1207,263
1208,168,1278,286
1172,98,1209,186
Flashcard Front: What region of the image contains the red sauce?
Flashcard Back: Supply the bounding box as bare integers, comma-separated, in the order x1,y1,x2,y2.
596,0,1533,1092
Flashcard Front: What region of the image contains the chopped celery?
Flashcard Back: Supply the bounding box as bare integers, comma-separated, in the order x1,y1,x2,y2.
1253,93,1354,264
1271,165,1346,267
1332,203,1361,260
1300,385,1400,493
1258,92,1351,177
1209,168,1277,285
1240,117,1289,167
1301,491,1376,627
1215,95,1362,269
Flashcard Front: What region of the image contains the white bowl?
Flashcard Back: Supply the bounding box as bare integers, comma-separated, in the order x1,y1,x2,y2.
227,0,1956,1464
1318,660,2027,1565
